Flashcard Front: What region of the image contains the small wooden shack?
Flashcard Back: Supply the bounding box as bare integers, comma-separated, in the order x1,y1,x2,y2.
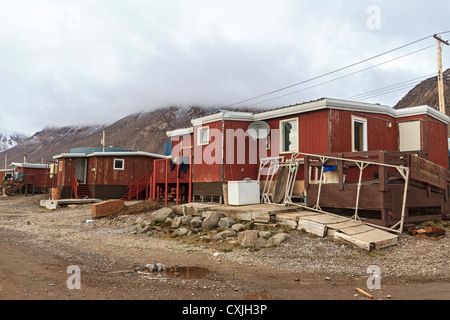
53,148,166,199
9,162,51,194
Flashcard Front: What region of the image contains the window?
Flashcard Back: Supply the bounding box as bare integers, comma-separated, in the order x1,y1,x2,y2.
266,133,271,150
399,120,421,152
352,116,367,152
280,118,298,153
197,127,209,146
113,159,125,170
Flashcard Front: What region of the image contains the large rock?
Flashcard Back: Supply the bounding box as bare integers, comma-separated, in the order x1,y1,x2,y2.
151,207,175,222
266,233,289,247
237,230,260,248
259,231,272,239
212,230,236,241
231,223,246,232
174,228,189,237
254,237,268,248
171,215,193,228
190,216,203,228
202,211,225,231
218,217,235,229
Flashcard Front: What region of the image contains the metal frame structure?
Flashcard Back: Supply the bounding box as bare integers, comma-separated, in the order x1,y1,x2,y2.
259,152,410,234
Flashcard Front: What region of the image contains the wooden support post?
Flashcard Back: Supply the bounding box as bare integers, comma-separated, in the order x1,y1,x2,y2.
304,156,309,190
188,154,192,203
338,153,344,191
381,209,388,228
152,161,156,200
378,151,387,192
176,162,180,206
165,158,168,206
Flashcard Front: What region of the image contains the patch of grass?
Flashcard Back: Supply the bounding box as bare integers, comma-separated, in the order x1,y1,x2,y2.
366,250,386,257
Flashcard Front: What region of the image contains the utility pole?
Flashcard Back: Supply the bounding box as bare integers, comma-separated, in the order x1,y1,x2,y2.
433,34,449,115
102,130,106,152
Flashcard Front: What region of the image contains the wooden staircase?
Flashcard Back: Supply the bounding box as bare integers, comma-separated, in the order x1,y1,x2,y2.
121,172,153,201
71,171,92,199
75,184,93,199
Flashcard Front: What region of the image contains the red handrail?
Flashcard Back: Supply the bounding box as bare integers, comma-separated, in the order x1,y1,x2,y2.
125,172,153,201
71,170,79,199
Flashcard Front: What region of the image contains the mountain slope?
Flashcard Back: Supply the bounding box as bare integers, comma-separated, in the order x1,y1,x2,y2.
0,133,27,153
394,68,450,112
0,105,249,165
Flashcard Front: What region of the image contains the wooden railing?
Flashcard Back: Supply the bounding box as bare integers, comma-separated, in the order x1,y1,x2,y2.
123,172,154,201
71,170,79,199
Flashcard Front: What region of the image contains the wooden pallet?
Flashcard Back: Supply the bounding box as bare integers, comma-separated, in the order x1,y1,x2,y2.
274,208,398,251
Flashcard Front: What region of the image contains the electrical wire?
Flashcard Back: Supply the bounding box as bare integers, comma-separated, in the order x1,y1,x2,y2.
224,32,450,108
345,73,437,101
246,45,435,107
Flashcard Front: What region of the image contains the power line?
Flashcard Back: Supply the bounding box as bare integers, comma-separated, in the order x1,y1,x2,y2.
224,32,449,108
345,73,437,101
246,45,435,107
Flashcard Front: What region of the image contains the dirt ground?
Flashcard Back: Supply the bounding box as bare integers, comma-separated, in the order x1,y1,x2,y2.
0,194,449,304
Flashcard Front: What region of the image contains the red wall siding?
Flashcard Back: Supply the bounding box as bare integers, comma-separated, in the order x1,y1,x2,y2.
426,115,448,169
193,121,222,183
330,110,398,153
171,134,193,159
264,109,330,157
19,167,49,187
90,156,153,186
397,114,448,169
223,120,259,181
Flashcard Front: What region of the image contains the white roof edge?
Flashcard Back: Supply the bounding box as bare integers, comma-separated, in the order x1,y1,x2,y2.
254,99,327,121
254,98,449,124
10,162,49,169
396,105,449,124
54,151,166,159
90,151,166,158
166,127,194,138
53,153,87,159
191,110,254,126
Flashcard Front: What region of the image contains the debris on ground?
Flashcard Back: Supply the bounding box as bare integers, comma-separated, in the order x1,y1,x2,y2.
410,226,446,240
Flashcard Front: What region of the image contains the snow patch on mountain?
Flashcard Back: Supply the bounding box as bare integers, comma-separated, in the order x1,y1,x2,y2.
0,133,27,152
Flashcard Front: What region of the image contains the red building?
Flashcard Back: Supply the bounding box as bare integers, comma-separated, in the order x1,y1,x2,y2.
9,162,51,194
53,148,166,199
163,98,449,226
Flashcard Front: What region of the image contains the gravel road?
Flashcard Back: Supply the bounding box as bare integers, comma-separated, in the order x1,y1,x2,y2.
0,194,449,301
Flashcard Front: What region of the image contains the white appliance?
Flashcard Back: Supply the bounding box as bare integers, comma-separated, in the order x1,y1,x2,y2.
227,180,260,206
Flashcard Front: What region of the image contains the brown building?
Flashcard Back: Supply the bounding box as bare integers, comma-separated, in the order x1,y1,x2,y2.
53,148,166,199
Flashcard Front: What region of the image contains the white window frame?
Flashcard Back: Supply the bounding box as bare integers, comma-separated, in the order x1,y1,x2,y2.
352,116,368,152
279,118,299,154
113,158,125,170
197,126,210,146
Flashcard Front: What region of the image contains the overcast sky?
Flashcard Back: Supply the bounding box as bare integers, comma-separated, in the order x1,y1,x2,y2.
1,0,449,136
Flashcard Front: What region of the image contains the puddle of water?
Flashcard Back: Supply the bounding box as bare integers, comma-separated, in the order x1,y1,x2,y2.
243,291,281,300
163,266,211,280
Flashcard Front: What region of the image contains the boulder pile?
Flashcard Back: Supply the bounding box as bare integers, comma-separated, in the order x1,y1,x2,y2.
137,207,290,248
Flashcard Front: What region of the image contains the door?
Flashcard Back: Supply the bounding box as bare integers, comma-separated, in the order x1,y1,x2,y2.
74,158,87,184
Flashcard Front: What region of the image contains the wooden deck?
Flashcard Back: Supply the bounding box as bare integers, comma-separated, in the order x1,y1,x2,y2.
173,202,399,251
